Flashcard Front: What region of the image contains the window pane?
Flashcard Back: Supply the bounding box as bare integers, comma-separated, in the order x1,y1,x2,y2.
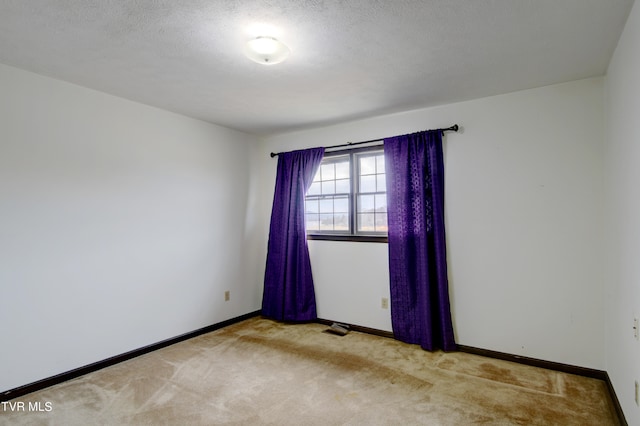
376,155,385,173
319,214,334,230
305,199,319,213
319,198,333,213
334,214,349,231
321,180,335,194
358,194,375,213
335,161,350,179
375,214,388,231
334,197,349,213
360,156,376,175
360,175,376,193
376,174,386,192
307,182,321,196
375,194,387,212
358,213,375,232
321,163,335,180
335,178,350,193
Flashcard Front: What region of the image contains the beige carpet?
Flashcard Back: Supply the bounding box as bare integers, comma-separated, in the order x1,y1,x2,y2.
0,317,619,425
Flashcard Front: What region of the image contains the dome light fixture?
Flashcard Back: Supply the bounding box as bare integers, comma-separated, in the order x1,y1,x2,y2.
244,36,290,65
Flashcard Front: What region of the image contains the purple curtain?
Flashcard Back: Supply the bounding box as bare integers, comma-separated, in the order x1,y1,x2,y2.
384,130,456,351
262,147,325,321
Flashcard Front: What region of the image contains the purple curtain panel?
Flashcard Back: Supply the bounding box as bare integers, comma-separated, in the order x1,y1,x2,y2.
384,130,456,351
262,147,325,321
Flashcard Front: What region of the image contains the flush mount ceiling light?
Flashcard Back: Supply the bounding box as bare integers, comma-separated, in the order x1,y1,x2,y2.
244,36,290,65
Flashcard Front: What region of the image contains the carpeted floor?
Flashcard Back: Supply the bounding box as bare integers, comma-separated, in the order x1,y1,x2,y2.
0,317,620,425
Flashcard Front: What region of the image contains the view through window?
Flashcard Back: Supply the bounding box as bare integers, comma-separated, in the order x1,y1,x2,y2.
305,148,387,238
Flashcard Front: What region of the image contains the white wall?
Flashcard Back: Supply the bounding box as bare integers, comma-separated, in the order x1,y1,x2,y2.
0,63,261,393
255,77,604,369
309,241,391,331
604,0,640,423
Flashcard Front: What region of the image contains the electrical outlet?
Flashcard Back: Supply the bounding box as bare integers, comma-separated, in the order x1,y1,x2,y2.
224,291,230,302
381,297,389,309
635,380,639,406
634,318,639,340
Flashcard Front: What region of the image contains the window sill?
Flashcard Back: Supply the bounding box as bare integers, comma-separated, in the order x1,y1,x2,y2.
307,234,388,243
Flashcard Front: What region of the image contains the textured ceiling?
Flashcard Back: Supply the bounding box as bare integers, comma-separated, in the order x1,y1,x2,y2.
0,1,634,135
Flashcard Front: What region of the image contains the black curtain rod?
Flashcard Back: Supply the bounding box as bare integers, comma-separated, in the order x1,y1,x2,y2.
269,124,459,157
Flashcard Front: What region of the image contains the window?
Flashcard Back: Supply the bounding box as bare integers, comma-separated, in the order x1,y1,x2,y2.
356,151,387,233
305,155,351,232
305,146,387,242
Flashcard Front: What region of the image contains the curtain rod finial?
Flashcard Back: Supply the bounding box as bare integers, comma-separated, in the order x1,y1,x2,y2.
270,152,277,158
